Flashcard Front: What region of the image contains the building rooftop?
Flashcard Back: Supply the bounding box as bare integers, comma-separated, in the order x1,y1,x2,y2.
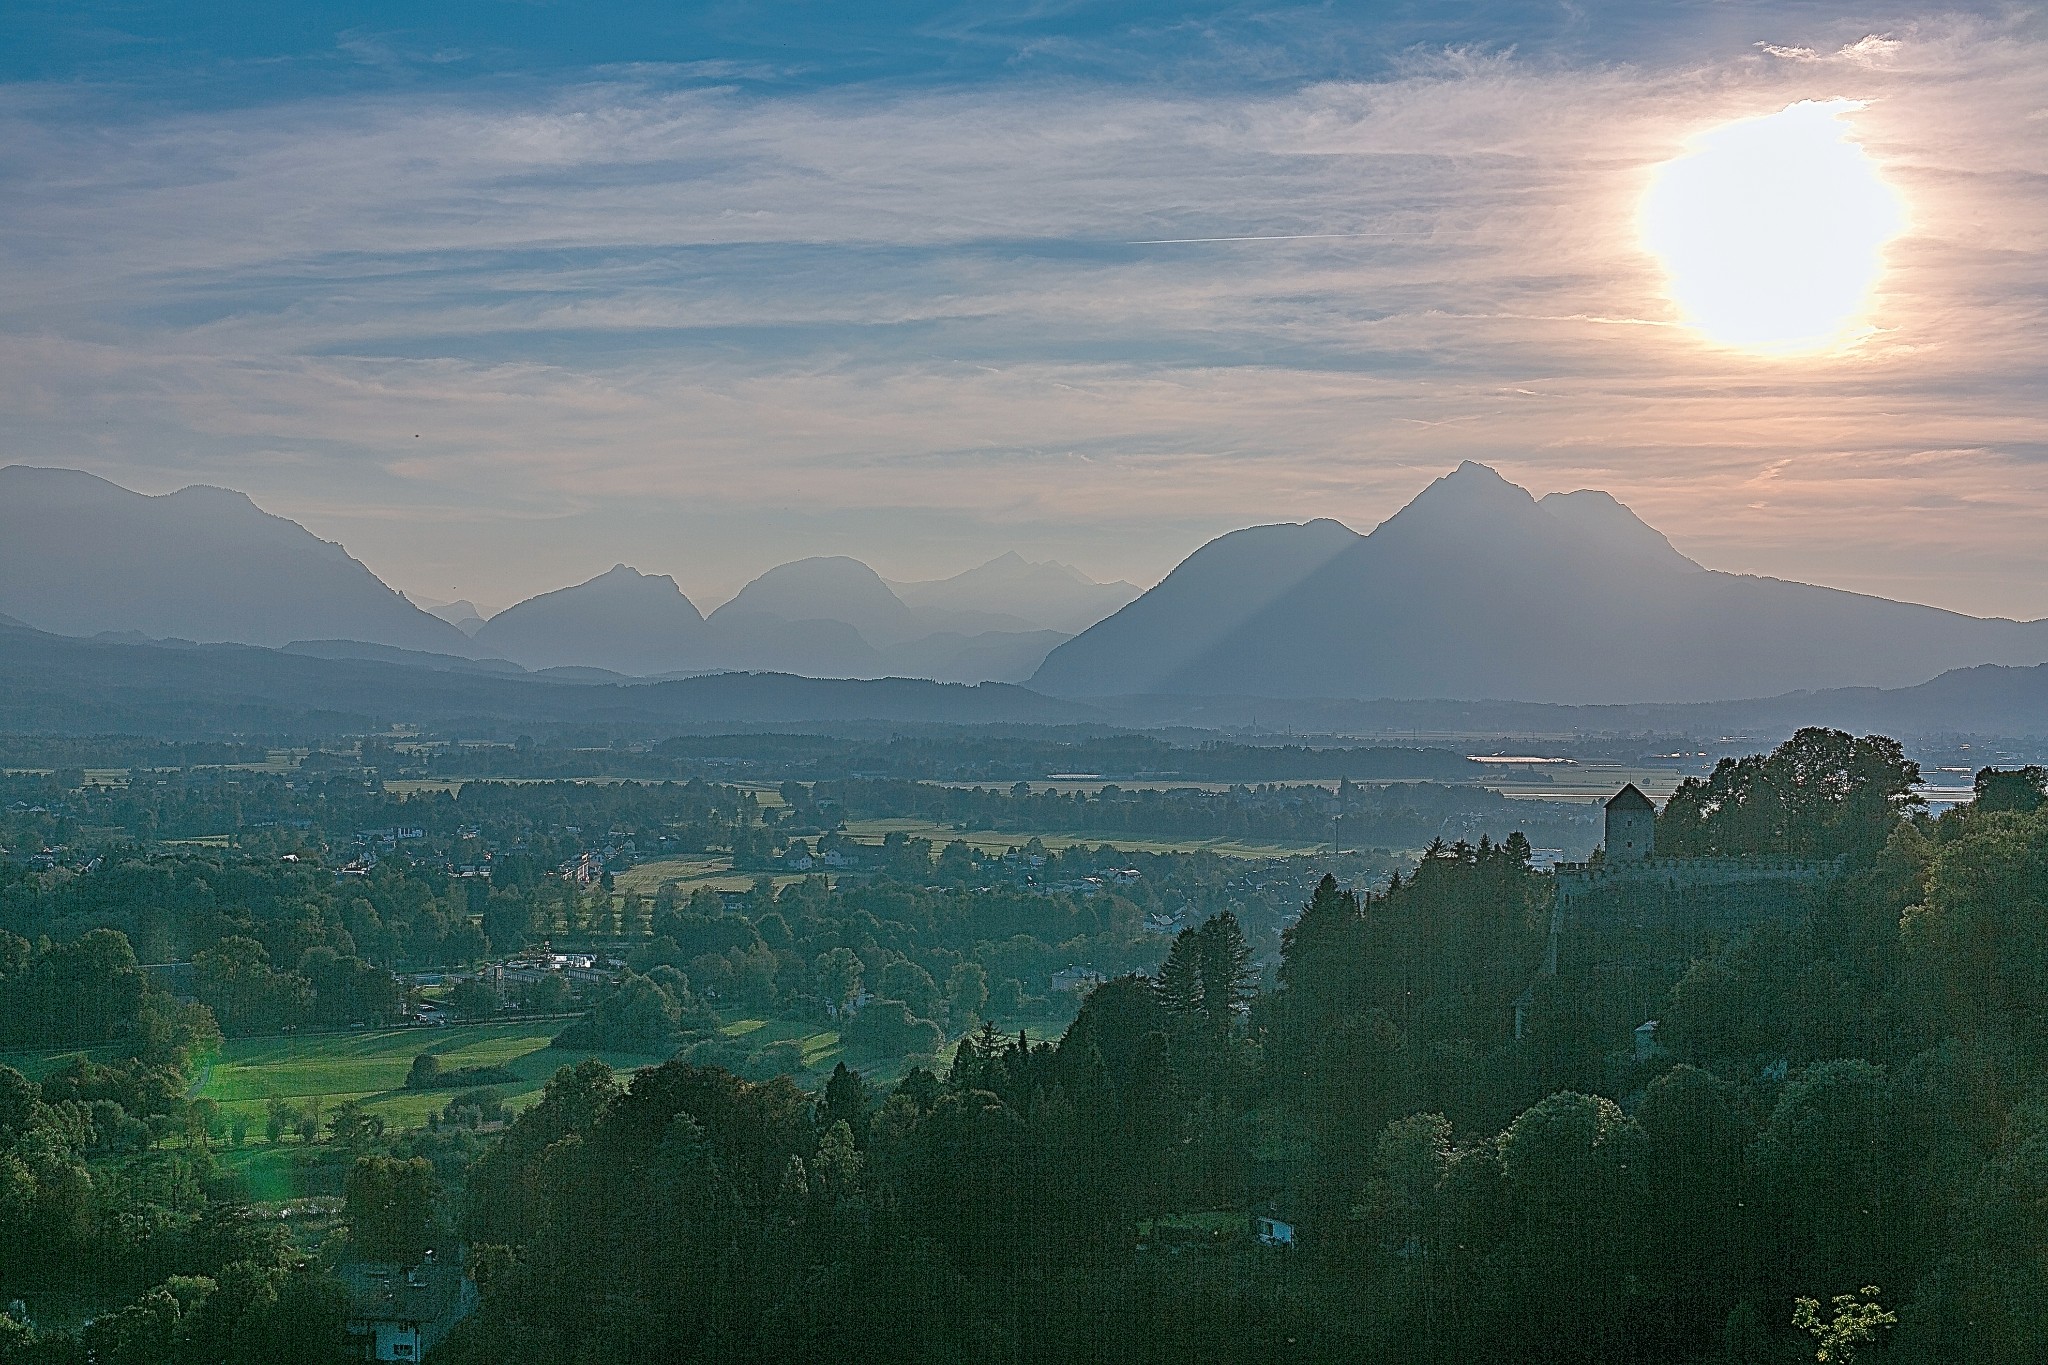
339,1253,466,1326
1605,783,1656,811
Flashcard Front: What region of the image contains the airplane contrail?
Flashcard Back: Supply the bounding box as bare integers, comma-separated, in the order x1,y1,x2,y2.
1121,231,1432,244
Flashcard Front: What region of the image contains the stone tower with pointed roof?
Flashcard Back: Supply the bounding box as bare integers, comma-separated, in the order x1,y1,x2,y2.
1604,784,1656,862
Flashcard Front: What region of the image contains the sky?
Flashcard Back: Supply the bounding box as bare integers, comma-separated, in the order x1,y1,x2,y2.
1,2,2044,617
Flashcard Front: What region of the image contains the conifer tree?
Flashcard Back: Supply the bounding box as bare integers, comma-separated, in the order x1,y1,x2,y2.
1156,926,1204,1018
1195,911,1256,1033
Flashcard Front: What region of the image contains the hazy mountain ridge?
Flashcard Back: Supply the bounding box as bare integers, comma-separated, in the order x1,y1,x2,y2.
470,561,1068,682
413,597,487,634
712,557,926,646
22,461,2045,703
889,551,1143,634
0,618,1095,735
473,565,711,676
0,466,489,657
2,614,2044,741
1033,463,2048,703
0,468,1117,685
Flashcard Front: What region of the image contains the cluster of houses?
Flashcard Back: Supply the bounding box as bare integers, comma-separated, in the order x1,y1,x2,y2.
2,844,66,870
558,835,640,887
1037,867,1142,897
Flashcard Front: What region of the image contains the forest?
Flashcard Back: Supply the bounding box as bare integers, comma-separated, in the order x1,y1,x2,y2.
0,732,2043,1362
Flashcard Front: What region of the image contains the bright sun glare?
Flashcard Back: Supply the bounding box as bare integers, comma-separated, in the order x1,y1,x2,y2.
1641,99,1906,355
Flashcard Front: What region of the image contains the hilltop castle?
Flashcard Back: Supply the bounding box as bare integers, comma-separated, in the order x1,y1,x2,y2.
1513,784,1844,1039
1553,783,1842,910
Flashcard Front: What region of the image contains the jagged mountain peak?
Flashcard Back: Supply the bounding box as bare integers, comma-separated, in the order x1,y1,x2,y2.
583,563,687,592
1371,461,1538,535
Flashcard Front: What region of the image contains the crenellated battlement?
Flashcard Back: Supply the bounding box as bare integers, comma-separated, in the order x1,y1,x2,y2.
1552,854,1844,907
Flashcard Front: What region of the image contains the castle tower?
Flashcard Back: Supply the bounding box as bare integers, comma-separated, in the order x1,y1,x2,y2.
1604,784,1656,861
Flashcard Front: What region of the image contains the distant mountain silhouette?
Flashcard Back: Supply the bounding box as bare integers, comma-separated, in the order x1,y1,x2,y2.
1027,517,1361,698
1032,462,2048,704
282,639,528,675
474,565,710,676
891,552,1142,634
468,557,1067,682
0,466,486,655
712,557,926,645
416,598,487,634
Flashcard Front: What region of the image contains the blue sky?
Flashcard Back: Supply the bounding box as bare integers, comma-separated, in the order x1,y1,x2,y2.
2,1,2044,616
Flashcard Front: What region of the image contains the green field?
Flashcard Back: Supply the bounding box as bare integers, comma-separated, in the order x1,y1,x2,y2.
838,817,1335,859
719,1017,841,1063
188,1023,670,1131
616,822,1338,895
4,1012,1004,1208
612,857,811,896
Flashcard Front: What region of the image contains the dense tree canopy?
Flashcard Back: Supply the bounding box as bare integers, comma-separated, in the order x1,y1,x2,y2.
1656,727,1922,862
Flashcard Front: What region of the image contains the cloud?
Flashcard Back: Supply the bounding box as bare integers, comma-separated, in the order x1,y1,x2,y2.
0,15,2042,614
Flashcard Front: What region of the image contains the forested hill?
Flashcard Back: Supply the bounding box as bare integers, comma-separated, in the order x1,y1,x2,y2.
0,622,1096,735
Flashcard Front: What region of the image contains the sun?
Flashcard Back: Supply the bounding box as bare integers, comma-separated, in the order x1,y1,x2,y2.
1640,99,1906,355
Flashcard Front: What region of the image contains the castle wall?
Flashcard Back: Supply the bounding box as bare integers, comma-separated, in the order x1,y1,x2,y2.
1515,855,1841,1042
1553,856,1842,909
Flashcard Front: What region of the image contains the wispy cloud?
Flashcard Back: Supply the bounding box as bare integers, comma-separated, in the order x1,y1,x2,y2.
0,15,2043,613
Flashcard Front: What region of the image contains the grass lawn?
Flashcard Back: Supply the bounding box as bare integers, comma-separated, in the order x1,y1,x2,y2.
717,1016,991,1090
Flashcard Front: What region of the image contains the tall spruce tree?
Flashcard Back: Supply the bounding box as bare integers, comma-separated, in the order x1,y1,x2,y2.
1195,911,1256,1033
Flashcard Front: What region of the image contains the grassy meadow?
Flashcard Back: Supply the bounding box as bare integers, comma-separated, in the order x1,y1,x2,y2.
4,1014,962,1208
187,1022,676,1128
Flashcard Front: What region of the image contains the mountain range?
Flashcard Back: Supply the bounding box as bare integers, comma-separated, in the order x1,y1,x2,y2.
10,460,2047,707
0,466,1134,684
1031,462,2048,704
469,558,1090,682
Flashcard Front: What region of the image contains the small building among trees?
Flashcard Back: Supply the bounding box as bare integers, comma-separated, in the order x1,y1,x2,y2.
340,1250,476,1362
